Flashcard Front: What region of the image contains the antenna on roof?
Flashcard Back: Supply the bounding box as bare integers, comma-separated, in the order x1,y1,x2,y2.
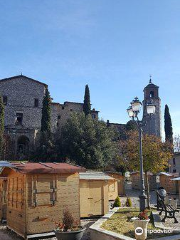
149,75,152,83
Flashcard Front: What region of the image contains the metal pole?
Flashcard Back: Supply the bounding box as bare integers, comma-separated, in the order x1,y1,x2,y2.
139,125,147,211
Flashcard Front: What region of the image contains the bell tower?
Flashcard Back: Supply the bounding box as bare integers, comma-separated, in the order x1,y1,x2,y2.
142,77,161,138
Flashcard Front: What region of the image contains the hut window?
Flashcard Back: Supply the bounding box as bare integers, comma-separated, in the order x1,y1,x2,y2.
173,169,176,173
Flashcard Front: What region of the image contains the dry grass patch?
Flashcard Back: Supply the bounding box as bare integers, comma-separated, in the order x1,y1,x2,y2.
102,208,177,239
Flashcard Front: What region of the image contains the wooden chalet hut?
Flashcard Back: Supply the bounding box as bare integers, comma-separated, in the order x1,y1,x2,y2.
79,172,117,217
159,172,179,194
171,177,180,202
0,162,85,239
106,172,125,196
131,172,156,190
0,161,14,222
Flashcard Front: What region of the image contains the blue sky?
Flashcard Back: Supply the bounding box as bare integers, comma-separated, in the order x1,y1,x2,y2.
0,0,180,136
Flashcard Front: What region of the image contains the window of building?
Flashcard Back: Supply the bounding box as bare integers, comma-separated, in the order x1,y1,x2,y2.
173,169,176,173
92,114,96,119
173,158,176,165
58,115,61,119
16,113,23,125
70,109,73,112
34,98,39,107
3,96,7,105
62,106,64,110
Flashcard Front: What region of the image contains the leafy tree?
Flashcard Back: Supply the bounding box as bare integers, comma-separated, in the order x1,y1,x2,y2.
126,120,137,131
0,97,4,159
83,85,91,116
61,113,116,169
164,104,173,144
30,132,56,162
31,89,53,162
41,88,51,133
33,88,52,162
117,131,173,208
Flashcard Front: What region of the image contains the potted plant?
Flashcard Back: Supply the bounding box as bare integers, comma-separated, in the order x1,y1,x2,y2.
54,208,85,240
134,210,150,240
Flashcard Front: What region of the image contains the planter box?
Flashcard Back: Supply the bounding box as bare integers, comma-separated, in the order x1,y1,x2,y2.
134,219,149,240
55,228,85,240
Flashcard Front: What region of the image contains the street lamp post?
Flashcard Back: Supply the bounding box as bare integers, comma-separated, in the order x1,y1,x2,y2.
127,97,155,212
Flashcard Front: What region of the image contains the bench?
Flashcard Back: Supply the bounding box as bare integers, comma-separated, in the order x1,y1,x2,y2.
156,191,179,223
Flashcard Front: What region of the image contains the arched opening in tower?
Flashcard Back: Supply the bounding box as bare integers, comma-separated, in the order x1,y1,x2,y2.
149,91,154,98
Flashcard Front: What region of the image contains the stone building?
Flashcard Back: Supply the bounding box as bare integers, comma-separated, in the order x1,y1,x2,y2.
0,75,99,159
142,79,161,138
50,101,99,133
169,152,180,174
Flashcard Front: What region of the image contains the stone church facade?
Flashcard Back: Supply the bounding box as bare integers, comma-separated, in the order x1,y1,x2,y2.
0,75,99,159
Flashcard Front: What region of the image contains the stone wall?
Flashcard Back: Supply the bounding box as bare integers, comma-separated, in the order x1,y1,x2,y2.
0,76,46,129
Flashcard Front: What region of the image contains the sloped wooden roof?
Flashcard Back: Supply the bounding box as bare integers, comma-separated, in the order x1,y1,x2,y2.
6,162,86,174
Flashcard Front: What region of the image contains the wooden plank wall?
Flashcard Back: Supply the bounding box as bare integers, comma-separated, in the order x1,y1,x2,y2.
6,170,26,237
25,172,80,235
0,178,7,220
160,175,178,194
107,173,125,196
108,179,118,200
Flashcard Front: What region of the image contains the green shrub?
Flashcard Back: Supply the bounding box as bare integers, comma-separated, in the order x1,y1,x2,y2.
113,196,121,207
125,197,132,207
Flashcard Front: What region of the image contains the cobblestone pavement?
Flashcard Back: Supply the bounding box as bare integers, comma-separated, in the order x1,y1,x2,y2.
121,189,157,207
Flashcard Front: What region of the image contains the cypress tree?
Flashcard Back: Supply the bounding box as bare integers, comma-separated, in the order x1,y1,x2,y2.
164,104,173,143
0,96,4,159
41,88,51,133
83,85,91,116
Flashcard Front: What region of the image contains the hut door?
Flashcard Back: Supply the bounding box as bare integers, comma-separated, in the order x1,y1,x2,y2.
89,181,104,215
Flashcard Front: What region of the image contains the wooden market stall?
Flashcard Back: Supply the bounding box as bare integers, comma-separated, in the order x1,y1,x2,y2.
159,172,179,194
79,172,117,217
0,162,85,239
106,172,125,196
171,177,180,202
131,172,157,190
